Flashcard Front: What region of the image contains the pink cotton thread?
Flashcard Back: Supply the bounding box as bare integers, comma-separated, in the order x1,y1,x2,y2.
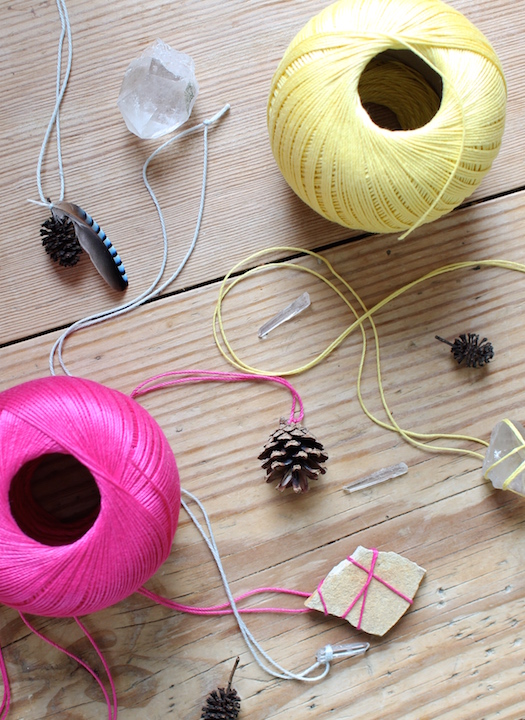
348,553,414,606
316,580,330,616
343,549,380,628
138,585,312,615
0,645,10,720
0,371,304,619
317,549,413,629
19,614,117,720
0,371,308,716
131,369,305,424
0,376,180,617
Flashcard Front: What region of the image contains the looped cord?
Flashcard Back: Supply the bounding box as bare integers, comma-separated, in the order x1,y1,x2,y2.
19,614,117,720
130,369,304,424
178,488,368,681
214,250,525,460
138,584,312,616
48,103,230,376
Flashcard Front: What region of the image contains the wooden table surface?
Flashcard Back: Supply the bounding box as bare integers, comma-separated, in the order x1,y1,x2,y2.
2,0,525,718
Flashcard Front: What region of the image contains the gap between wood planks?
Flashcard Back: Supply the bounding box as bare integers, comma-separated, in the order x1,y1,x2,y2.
4,182,525,353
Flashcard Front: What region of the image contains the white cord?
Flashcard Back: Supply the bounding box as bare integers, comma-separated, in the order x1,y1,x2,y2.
36,1,230,375
180,488,369,681
48,103,230,375
36,0,72,204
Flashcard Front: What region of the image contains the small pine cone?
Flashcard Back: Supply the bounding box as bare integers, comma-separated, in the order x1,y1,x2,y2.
259,419,328,493
201,658,241,720
200,686,241,720
436,333,494,368
40,213,82,267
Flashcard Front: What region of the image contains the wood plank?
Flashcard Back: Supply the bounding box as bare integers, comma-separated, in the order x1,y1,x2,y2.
1,0,525,343
0,190,525,718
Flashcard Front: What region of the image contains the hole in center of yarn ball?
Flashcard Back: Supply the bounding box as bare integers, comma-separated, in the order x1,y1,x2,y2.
9,453,101,546
358,49,443,131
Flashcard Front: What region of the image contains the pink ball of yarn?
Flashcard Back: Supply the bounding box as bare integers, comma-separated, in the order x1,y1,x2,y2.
0,376,180,617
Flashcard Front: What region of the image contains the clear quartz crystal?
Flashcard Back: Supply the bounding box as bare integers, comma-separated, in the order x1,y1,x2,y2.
343,462,408,493
258,292,311,338
482,419,525,495
117,39,199,139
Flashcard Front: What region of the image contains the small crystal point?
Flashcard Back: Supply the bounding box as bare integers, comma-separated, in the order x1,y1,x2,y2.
258,292,311,339
343,462,408,493
482,419,525,496
117,39,199,139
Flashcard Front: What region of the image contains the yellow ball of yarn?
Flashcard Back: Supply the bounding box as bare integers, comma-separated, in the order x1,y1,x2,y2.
267,0,507,236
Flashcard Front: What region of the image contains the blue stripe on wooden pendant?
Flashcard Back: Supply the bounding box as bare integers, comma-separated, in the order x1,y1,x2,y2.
51,201,128,292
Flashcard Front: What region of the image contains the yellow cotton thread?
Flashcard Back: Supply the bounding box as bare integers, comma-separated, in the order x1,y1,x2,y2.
267,0,507,237
213,250,525,463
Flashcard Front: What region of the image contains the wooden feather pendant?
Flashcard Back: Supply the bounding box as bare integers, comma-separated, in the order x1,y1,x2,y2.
50,201,128,291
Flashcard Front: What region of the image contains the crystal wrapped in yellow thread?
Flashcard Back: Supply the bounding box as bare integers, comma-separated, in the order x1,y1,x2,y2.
267,0,507,236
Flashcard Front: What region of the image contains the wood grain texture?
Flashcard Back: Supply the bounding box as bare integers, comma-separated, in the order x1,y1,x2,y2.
1,187,525,718
1,0,525,342
2,0,525,718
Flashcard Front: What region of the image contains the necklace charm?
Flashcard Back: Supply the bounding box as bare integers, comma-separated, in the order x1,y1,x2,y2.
259,419,328,493
41,201,128,291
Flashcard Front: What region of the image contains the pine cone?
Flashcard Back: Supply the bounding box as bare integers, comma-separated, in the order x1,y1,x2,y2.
436,333,494,368
201,657,241,720
259,420,328,493
40,212,82,267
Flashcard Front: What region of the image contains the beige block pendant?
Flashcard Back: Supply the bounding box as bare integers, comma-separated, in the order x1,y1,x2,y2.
305,546,426,636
